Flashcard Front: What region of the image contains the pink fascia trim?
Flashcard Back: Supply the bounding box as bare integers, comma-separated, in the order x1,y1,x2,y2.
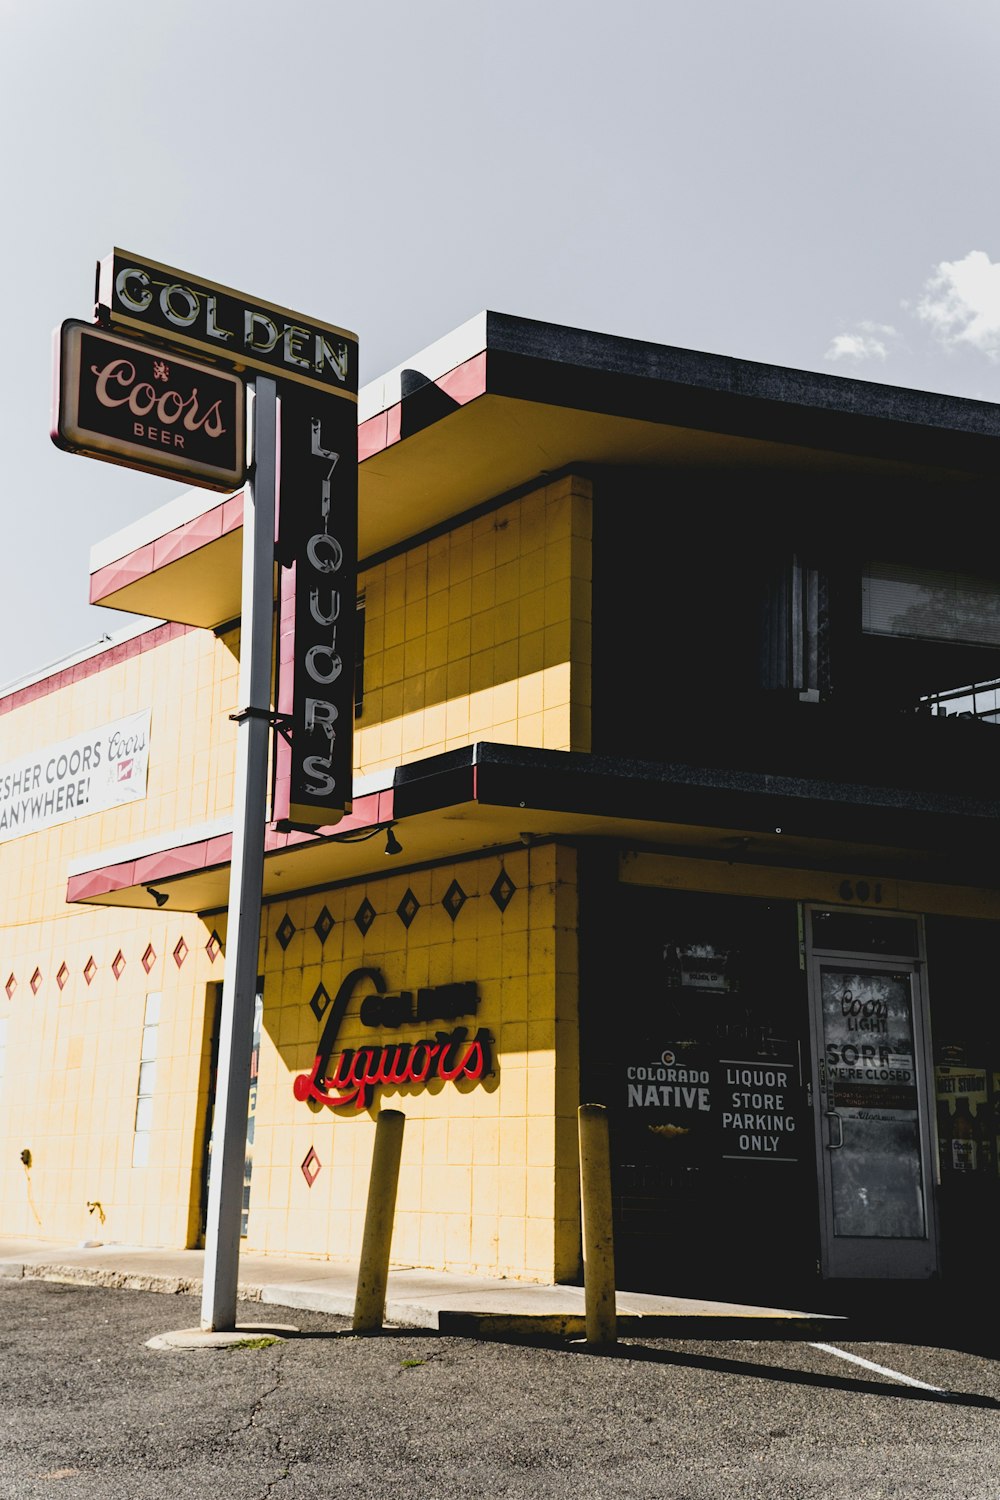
67,863,137,902
439,351,488,406
65,788,395,904
1,621,191,717
87,351,488,603
357,351,487,462
89,493,245,605
89,543,157,601
133,842,213,885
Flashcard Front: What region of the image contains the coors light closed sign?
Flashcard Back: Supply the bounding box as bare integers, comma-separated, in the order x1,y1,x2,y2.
52,320,246,491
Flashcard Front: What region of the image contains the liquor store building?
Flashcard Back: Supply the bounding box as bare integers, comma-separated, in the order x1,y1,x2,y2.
3,312,1000,1303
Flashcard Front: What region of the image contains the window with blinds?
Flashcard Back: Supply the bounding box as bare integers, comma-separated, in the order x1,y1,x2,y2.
862,563,1000,649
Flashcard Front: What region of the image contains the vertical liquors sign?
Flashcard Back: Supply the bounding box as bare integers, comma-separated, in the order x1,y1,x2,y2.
275,384,358,826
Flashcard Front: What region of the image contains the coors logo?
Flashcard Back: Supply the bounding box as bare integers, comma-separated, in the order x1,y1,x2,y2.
52,320,246,491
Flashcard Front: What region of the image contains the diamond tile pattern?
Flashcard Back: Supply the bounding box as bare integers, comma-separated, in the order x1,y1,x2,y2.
5,973,16,999
30,967,43,994
309,983,331,1023
276,914,296,951
442,879,467,921
142,944,156,974
172,937,189,968
111,951,125,981
301,1147,322,1187
313,906,335,944
83,957,97,987
396,889,420,929
490,867,517,912
205,931,222,964
354,898,376,936
56,963,69,991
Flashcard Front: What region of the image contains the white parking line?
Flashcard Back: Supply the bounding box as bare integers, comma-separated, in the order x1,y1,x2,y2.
809,1341,946,1394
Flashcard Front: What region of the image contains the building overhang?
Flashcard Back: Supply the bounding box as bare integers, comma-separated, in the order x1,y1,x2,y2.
65,742,1000,917
89,312,1000,630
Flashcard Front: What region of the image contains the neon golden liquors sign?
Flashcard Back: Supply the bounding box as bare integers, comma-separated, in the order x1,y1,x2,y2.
52,321,246,491
84,247,361,827
293,969,495,1111
97,249,358,399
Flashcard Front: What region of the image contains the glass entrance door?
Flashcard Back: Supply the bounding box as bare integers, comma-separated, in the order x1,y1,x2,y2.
806,910,938,1279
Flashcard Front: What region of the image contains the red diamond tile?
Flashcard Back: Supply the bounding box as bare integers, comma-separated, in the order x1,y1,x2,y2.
56,962,69,991
142,944,156,974
205,930,222,964
111,950,125,981
83,957,97,987
301,1147,322,1187
4,973,16,1000
172,937,189,969
30,967,42,995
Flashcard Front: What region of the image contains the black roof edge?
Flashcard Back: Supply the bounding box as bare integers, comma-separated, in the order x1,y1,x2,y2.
391,740,1000,862
478,311,1000,476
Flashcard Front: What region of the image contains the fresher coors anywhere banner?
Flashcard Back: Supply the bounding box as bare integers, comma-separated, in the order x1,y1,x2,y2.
52,321,245,491
0,711,151,844
275,386,358,827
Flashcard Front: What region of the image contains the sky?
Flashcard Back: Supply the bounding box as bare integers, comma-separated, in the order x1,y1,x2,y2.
2,0,1000,689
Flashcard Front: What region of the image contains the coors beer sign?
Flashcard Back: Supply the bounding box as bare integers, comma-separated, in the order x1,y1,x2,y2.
52,321,246,491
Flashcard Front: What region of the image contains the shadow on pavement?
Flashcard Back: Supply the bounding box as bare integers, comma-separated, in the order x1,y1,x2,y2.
564,1340,1000,1410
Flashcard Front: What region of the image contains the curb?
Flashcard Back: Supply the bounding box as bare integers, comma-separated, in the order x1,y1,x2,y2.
2,1261,842,1339
13,1262,204,1298
436,1311,842,1341
5,1261,438,1328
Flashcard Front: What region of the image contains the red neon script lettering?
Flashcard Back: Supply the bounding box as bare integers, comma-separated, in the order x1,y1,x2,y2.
293,1026,494,1111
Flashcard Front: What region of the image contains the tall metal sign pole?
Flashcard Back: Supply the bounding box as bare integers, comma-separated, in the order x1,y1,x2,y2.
54,251,358,1334
200,376,276,1331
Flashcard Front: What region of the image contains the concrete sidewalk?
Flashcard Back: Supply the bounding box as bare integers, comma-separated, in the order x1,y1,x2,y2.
0,1236,838,1337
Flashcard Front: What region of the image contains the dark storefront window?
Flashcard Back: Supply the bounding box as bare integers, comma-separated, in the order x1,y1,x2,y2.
581,885,814,1300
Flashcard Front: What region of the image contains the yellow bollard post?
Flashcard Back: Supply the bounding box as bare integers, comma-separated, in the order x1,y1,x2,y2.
578,1103,617,1346
352,1108,406,1333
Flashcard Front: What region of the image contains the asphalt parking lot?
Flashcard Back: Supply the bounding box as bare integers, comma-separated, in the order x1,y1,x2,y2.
1,1277,998,1500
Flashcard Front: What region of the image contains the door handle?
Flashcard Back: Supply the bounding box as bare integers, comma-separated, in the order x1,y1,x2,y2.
826,1111,844,1149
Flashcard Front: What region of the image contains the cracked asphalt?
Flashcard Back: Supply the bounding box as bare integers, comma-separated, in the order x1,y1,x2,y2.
2,1278,999,1499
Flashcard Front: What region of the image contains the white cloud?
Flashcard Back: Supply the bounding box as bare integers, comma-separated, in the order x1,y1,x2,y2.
916,250,1000,358
824,321,896,362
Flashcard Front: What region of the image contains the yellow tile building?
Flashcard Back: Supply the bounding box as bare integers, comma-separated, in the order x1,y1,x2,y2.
5,310,1000,1301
